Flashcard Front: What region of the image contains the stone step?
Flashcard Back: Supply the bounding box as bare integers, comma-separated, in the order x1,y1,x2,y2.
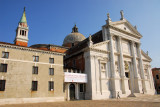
128,93,150,97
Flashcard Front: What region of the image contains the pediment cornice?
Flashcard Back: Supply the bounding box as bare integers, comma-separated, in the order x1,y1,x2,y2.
141,50,152,62
109,25,141,39
107,19,143,39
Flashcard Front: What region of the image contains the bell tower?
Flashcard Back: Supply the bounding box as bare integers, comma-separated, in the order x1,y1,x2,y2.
14,7,29,47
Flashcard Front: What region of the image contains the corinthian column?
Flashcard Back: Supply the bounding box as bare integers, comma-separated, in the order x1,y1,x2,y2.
109,34,116,78
118,37,125,77
117,36,126,94
131,41,139,78
109,33,118,98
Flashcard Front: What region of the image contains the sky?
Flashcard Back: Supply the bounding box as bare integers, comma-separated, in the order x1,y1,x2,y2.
0,0,160,68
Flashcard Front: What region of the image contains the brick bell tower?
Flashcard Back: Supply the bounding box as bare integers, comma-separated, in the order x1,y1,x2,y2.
14,7,29,47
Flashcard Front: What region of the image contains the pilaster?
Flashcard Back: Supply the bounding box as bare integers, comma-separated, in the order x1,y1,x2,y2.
75,83,79,100
84,52,92,100
137,43,147,92
66,83,70,101
109,34,116,78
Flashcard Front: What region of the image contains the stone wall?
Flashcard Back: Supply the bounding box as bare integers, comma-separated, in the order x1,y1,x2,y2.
0,46,64,100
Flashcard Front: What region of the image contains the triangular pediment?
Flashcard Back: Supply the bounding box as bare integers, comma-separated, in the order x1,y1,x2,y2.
110,20,142,38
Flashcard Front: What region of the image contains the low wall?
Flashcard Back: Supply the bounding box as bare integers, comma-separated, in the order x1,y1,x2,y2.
0,97,64,105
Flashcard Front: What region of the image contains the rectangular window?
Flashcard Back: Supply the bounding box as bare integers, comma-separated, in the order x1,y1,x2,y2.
33,56,39,62
32,81,38,91
20,30,22,35
80,84,84,92
73,60,76,67
32,66,38,74
25,31,26,36
49,58,54,64
0,64,7,72
49,68,54,75
49,81,54,91
2,52,9,58
72,43,74,47
0,80,6,91
22,30,24,36
156,75,159,79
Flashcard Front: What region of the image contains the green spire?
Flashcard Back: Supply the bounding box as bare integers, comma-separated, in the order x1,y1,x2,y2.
19,7,27,23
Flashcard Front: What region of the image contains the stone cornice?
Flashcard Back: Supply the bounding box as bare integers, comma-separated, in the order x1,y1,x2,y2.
136,57,140,60
89,47,110,54
141,50,152,61
90,40,110,48
142,59,151,62
109,25,141,39
123,54,133,58
114,52,120,56
0,43,65,56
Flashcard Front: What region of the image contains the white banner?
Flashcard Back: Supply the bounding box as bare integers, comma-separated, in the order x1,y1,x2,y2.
64,72,87,83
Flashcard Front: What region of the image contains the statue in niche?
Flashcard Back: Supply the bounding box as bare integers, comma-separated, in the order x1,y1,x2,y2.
144,65,148,74
101,63,105,71
115,62,119,72
124,61,129,70
116,65,119,72
101,65,104,70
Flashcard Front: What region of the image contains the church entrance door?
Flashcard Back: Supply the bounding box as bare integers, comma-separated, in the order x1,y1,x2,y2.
69,84,75,100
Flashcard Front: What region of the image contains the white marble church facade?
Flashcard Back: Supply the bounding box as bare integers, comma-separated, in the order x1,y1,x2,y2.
83,11,155,99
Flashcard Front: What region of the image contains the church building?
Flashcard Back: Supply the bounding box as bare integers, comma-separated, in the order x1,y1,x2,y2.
0,8,155,104
63,10,155,100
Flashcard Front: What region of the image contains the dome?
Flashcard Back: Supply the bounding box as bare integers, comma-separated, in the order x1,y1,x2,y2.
63,25,86,47
63,32,86,45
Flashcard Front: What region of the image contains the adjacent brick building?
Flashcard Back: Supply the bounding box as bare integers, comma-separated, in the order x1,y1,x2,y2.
152,68,160,94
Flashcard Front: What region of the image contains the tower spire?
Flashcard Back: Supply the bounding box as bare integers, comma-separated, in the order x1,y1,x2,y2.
20,7,27,24
14,7,29,47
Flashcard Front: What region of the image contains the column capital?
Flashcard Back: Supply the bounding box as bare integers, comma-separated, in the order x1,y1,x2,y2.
112,36,117,40
129,40,135,44
117,36,123,42
118,36,122,39
136,42,141,47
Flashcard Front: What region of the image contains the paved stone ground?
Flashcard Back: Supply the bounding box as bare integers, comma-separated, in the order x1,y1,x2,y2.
0,95,160,107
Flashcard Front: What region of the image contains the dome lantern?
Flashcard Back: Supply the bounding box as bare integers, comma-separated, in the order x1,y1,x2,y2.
72,24,78,33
